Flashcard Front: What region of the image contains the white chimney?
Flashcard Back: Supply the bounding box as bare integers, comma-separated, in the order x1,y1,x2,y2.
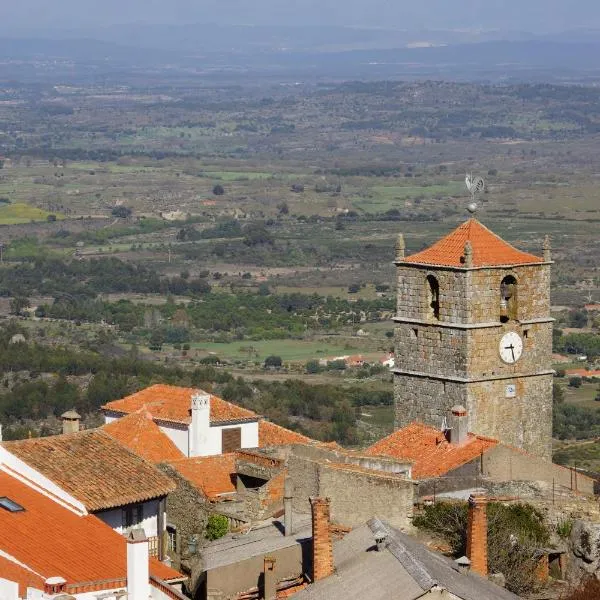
127,529,149,600
189,391,210,457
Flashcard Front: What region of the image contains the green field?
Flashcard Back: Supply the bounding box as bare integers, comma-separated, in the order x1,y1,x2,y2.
192,338,360,362
0,203,63,224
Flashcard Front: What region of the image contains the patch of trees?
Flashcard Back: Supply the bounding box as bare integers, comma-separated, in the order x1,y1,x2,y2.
554,330,600,359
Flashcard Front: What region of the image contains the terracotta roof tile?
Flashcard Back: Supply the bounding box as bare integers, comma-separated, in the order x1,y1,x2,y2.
102,384,258,425
0,472,181,593
365,422,498,478
403,219,543,268
258,421,314,447
3,430,176,511
103,409,185,464
167,454,237,500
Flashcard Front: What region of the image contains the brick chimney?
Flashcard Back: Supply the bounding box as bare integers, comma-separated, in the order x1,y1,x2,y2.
310,497,333,582
189,391,210,457
44,577,66,596
127,529,149,600
466,494,488,576
61,410,81,435
448,405,468,445
263,557,276,600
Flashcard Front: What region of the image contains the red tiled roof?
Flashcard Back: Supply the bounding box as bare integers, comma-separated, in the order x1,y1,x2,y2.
103,409,185,464
3,430,176,511
167,454,237,500
365,422,499,478
0,555,44,597
403,219,543,268
102,384,258,425
0,472,181,594
258,420,314,447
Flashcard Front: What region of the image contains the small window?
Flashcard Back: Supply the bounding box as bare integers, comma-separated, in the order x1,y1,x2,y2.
167,525,177,553
411,328,419,339
0,497,24,512
500,276,518,322
123,504,144,529
426,275,440,320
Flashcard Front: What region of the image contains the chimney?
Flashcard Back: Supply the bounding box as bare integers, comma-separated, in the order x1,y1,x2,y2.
189,391,210,457
61,410,81,435
310,497,333,582
284,476,293,537
44,577,66,596
466,494,488,577
448,405,468,445
127,529,149,600
455,556,471,574
463,241,473,268
263,557,276,600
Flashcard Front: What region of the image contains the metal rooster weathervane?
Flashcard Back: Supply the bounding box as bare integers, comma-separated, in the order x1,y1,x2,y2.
464,173,485,214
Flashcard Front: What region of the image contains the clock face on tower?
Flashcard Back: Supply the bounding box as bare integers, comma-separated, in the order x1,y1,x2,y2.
499,332,523,364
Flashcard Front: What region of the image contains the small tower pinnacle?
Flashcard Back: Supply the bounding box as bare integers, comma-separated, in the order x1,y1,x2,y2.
463,241,473,268
396,233,405,261
543,235,551,262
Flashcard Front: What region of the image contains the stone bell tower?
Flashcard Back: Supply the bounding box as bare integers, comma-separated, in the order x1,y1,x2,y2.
393,219,553,460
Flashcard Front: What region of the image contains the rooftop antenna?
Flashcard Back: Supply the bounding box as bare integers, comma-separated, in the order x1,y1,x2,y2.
465,173,485,214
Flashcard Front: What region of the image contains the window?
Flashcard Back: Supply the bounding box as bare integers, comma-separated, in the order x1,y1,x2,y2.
500,276,518,322
123,504,144,529
0,497,24,512
425,275,440,320
167,525,177,553
222,427,242,453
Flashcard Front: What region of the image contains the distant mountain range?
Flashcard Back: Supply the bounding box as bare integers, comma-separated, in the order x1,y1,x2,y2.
4,25,600,82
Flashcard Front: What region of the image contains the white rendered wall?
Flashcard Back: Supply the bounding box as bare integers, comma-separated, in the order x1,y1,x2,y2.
194,421,259,456
158,424,188,456
0,577,18,600
97,499,160,537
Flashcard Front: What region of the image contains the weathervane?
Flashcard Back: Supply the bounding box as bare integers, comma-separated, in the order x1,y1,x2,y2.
464,173,485,214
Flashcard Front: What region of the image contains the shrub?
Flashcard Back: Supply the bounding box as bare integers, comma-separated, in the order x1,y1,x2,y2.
569,376,583,388
414,501,549,595
264,355,283,368
305,359,321,374
205,514,229,540
212,184,225,196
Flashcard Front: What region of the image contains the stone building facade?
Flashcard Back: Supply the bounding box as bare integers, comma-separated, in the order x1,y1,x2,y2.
394,219,554,459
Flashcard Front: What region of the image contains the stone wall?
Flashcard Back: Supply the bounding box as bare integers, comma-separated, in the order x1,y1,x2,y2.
482,445,594,496
159,464,210,572
282,447,415,530
394,259,553,460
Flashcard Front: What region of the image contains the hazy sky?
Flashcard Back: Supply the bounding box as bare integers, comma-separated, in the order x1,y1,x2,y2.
2,0,599,34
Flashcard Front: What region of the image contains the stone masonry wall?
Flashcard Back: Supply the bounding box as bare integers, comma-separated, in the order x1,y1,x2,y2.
394,259,553,459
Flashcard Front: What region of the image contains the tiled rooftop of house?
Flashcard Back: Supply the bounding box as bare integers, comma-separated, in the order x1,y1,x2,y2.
258,420,314,447
365,422,499,479
167,454,238,500
102,384,258,425
3,430,176,511
103,408,185,463
0,472,180,596
403,218,544,268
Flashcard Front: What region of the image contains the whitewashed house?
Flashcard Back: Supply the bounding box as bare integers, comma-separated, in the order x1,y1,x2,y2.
102,384,260,457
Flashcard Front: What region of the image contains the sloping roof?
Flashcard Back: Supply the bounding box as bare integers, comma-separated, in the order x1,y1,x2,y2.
0,472,180,595
403,219,543,268
258,420,314,447
3,430,176,511
365,422,498,479
0,555,44,597
294,519,518,600
102,384,258,425
203,514,313,570
103,409,185,463
167,454,237,500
